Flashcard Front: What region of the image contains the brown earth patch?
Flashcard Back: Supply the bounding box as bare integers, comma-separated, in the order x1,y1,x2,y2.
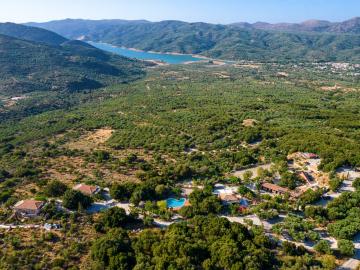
65,128,114,151
43,156,140,186
242,119,258,127
320,85,342,91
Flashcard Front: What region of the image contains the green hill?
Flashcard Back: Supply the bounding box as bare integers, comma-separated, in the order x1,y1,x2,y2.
0,22,67,45
27,19,360,62
0,34,145,95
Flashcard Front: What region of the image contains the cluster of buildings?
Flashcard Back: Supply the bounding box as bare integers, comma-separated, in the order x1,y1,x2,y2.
11,152,324,220
12,183,100,218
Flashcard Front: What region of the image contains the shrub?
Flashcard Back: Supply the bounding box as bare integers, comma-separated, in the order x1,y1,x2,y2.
314,240,332,255
338,239,355,257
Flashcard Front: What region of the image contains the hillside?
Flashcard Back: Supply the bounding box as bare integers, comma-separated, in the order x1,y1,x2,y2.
27,19,360,62
0,60,360,268
0,33,145,95
0,22,67,45
232,17,360,34
27,19,149,39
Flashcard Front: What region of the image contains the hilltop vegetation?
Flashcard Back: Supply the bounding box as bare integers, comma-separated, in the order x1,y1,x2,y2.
0,61,359,269
1,62,359,196
0,23,146,96
0,22,67,45
0,17,360,269
28,19,360,62
0,34,145,95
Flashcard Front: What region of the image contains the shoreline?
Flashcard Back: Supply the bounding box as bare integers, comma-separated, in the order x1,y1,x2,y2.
89,41,210,62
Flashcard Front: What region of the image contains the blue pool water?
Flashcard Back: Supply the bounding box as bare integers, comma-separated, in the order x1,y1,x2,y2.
89,41,204,64
166,198,186,208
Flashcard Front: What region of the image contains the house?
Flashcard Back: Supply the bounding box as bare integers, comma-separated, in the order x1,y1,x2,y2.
261,182,301,199
219,193,239,204
13,199,45,217
73,184,100,196
261,182,289,195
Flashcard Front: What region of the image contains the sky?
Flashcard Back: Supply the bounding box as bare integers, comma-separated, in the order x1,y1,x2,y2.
0,0,359,24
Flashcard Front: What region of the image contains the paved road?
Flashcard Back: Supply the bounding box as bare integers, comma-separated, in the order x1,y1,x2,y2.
0,224,40,229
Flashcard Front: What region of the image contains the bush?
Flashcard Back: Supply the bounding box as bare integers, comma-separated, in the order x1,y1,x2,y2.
314,240,332,255
338,239,355,257
0,169,11,182
329,177,343,192
282,241,306,256
352,178,360,190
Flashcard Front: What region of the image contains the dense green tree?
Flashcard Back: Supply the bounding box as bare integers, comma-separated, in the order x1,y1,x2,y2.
110,183,137,202
100,207,132,229
62,190,92,210
91,229,135,270
44,180,68,197
180,189,222,218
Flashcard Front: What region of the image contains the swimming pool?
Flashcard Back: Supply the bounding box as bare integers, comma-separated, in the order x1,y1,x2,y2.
166,198,186,208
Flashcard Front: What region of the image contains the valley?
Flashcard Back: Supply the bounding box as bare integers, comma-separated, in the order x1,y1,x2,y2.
0,14,359,270
0,57,360,269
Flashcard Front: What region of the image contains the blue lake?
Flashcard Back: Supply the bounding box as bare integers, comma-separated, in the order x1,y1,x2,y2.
89,41,204,64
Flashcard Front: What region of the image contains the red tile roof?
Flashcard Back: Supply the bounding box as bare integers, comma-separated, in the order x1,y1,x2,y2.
261,182,289,193
14,200,44,210
73,184,99,195
219,193,239,202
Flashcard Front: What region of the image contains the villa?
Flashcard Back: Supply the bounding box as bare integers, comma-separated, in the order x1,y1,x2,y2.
13,199,45,217
73,184,100,196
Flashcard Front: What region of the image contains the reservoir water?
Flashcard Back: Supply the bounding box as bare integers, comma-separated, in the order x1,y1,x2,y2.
89,41,204,64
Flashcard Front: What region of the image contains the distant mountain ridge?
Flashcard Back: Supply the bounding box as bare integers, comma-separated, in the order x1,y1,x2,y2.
27,19,150,40
26,19,360,63
231,17,360,34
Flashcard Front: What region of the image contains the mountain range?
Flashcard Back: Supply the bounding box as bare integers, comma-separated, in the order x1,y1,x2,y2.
27,19,360,62
0,23,146,95
231,17,360,34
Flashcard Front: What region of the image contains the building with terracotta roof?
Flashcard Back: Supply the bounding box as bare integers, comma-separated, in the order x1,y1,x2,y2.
261,182,289,195
13,199,45,217
73,184,100,196
219,193,240,204
261,182,301,199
